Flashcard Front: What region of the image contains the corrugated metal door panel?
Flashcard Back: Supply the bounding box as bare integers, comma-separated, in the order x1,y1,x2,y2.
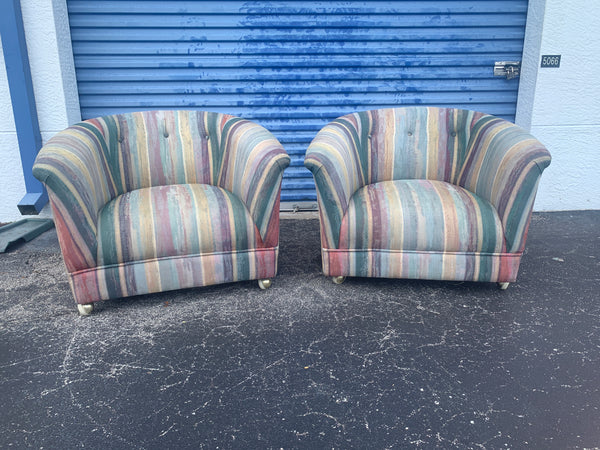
67,0,528,207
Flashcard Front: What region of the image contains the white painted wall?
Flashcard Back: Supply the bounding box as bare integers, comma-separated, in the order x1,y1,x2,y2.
517,0,600,210
0,0,598,222
0,37,27,223
0,0,79,222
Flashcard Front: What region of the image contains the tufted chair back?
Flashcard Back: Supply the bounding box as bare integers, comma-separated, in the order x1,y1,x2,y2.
86,110,243,194
33,110,289,272
305,107,551,252
325,107,488,186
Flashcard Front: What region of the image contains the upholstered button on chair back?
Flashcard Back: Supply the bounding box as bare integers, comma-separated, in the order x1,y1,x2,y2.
331,108,488,185
305,107,551,286
33,110,290,312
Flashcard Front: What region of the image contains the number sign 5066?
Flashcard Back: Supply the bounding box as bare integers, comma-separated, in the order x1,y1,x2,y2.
541,55,561,68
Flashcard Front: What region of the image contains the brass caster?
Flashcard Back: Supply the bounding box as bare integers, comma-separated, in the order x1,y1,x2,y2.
498,282,510,290
332,276,346,285
77,303,94,316
258,279,272,290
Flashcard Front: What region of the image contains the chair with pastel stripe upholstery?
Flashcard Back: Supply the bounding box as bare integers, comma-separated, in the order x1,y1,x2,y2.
33,110,290,314
304,107,550,288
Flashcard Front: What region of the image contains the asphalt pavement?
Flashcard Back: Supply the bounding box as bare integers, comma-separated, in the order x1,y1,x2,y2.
1,211,599,448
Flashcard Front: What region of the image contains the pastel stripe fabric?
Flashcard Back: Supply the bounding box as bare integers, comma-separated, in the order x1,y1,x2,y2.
33,110,290,304
70,248,278,304
322,248,522,283
304,107,487,250
339,180,505,253
97,184,262,266
305,107,551,283
333,180,514,282
457,115,551,252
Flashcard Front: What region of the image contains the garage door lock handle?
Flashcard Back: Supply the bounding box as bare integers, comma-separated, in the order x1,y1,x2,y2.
494,61,521,80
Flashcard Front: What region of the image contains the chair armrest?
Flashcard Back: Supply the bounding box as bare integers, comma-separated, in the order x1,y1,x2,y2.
457,116,551,253
304,118,367,249
217,118,290,247
33,122,117,272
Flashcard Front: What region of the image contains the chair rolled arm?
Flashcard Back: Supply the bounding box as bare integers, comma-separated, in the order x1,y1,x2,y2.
457,116,551,252
304,118,367,249
33,122,117,271
217,118,290,246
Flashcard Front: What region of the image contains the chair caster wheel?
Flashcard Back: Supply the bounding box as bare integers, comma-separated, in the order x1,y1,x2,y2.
77,303,94,316
498,282,510,290
332,276,346,284
258,279,272,290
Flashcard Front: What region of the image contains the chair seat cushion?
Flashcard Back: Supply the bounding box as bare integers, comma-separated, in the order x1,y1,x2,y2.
338,180,506,253
97,184,263,266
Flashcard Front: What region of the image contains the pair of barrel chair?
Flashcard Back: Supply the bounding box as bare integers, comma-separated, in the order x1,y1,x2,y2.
33,107,550,315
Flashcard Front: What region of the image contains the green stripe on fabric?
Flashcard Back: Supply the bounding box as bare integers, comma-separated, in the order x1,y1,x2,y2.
356,112,371,184
206,112,222,184
228,189,250,251
504,169,540,251
218,116,244,182
314,168,344,249
99,116,125,194
97,197,120,265
174,111,188,184
473,193,499,255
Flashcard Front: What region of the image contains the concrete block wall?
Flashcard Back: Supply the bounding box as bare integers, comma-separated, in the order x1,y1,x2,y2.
518,0,600,210
0,38,27,223
532,1,600,210
0,0,79,222
0,0,598,222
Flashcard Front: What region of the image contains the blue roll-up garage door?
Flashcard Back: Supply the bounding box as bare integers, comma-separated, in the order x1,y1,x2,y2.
67,1,528,209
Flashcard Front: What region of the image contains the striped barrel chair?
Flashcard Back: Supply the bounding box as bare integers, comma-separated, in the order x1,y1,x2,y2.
304,107,551,288
33,110,290,314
